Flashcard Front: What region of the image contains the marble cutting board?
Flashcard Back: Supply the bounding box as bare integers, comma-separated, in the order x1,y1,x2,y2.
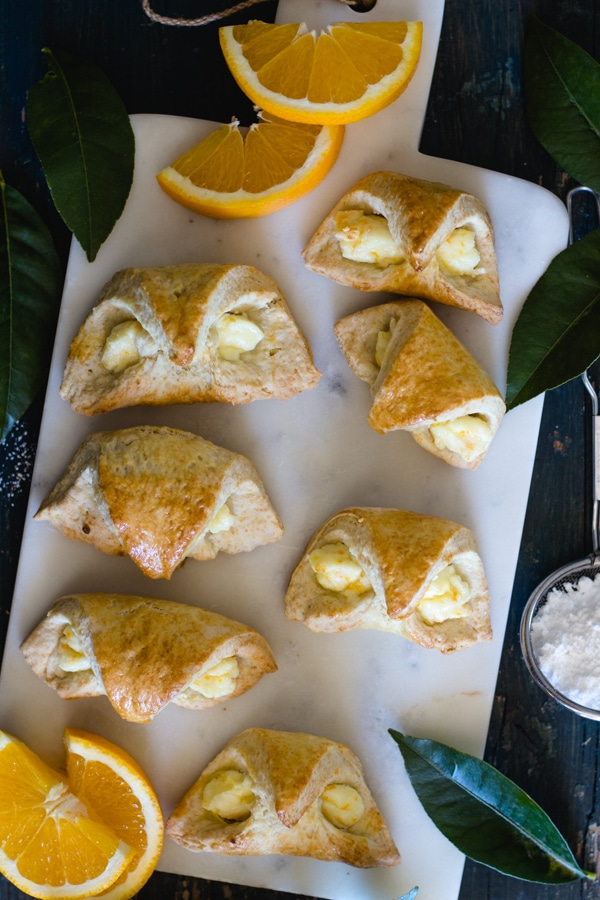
0,0,569,898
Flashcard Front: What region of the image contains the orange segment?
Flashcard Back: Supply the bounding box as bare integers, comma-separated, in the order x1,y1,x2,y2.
64,729,164,900
0,730,134,899
309,32,370,104
219,20,423,125
170,124,245,192
156,113,344,218
238,21,302,70
329,23,405,82
254,32,315,99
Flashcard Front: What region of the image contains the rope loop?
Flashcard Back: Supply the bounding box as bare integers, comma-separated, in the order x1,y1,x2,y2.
140,0,376,27
141,0,270,27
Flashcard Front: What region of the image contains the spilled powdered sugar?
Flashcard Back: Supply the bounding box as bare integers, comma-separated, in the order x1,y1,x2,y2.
531,571,600,710
0,421,36,508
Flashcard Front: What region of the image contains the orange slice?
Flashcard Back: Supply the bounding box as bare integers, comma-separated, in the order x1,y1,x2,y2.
64,729,164,900
156,112,344,218
0,729,134,899
219,20,423,125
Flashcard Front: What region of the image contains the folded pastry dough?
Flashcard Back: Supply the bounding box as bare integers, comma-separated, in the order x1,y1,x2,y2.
284,507,492,653
334,299,506,469
59,263,321,415
21,593,277,723
166,727,400,867
302,170,502,324
34,425,283,579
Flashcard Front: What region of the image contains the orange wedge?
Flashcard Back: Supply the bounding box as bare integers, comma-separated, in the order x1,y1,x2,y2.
0,729,134,899
156,112,344,218
219,20,423,125
65,729,164,900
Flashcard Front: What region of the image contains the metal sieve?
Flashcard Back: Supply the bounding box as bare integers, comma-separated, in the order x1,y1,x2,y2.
520,185,600,720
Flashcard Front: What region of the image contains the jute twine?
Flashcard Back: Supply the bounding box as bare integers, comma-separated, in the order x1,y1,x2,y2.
141,0,366,27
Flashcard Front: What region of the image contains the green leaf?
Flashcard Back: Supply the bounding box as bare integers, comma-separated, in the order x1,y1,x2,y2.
524,18,600,192
505,230,600,409
389,730,594,884
27,48,135,263
0,173,62,441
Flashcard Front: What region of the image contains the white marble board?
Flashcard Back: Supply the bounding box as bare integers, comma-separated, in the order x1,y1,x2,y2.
0,0,569,898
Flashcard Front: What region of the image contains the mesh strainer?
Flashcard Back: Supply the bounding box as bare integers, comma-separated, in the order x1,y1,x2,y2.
520,186,600,719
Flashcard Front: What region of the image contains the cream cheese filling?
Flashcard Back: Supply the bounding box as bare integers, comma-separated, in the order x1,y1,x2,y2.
429,414,492,462
215,312,264,361
208,502,236,534
57,625,92,673
334,210,404,266
416,563,472,625
179,656,240,700
202,769,256,821
186,501,236,558
320,783,364,829
436,226,485,276
101,319,158,373
308,542,372,595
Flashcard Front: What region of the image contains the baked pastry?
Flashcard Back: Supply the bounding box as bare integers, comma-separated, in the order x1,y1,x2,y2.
21,593,277,723
34,425,283,579
59,263,321,415
334,299,506,469
284,507,492,653
302,170,502,324
166,727,400,867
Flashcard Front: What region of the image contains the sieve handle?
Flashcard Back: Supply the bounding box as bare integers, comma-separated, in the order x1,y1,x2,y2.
582,371,600,555
567,187,600,557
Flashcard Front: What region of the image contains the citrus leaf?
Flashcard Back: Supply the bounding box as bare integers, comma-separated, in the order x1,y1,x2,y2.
27,48,134,262
505,230,600,409
0,173,62,442
524,18,600,192
389,730,594,884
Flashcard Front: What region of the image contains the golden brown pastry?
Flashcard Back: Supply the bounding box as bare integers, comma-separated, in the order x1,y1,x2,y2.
284,507,492,653
60,263,321,415
334,299,506,469
34,425,283,579
302,170,502,324
21,593,277,723
166,727,400,867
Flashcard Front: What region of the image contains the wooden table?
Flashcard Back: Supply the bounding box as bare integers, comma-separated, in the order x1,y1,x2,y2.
1,0,599,898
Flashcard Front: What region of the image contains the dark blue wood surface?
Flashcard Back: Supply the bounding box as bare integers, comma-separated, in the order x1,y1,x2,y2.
1,0,600,898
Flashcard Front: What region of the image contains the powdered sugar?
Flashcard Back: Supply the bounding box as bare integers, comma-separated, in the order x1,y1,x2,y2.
0,421,36,507
531,571,600,710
